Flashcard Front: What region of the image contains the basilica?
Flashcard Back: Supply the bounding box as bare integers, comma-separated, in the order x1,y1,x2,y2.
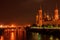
36,4,60,26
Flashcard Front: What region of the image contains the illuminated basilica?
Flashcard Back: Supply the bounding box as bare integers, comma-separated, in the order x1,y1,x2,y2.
36,4,60,26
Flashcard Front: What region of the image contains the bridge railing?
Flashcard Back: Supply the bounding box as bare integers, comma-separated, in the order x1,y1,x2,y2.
31,27,60,29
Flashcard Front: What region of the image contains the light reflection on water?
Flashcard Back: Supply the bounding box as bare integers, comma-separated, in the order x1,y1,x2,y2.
2,29,25,40
10,32,15,40
0,36,4,40
56,38,59,40
0,29,60,40
49,35,53,40
30,32,60,40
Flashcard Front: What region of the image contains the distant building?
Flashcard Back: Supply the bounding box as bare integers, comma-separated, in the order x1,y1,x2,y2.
43,12,47,21
38,7,42,26
54,4,59,21
36,14,39,26
36,4,60,26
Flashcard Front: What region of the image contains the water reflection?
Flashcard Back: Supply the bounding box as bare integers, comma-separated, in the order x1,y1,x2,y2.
56,38,59,40
0,36,4,40
27,32,60,40
0,29,60,40
10,31,16,40
49,35,53,40
32,33,39,40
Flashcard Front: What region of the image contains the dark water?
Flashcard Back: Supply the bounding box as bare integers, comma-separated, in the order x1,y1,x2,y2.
0,29,60,40
30,33,60,40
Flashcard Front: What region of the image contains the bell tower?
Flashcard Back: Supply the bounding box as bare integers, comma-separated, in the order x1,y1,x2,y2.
36,14,39,26
54,4,59,21
38,7,42,26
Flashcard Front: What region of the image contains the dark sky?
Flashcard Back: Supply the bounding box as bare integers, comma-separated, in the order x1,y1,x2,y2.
0,0,60,25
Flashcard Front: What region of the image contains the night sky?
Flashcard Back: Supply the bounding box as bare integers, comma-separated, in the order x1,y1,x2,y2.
0,0,60,25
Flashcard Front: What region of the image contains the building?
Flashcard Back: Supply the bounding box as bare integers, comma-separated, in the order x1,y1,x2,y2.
36,4,60,26
36,14,39,26
38,7,42,26
54,4,59,21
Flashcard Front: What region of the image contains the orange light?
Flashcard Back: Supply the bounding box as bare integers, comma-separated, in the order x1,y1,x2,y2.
0,36,4,40
27,24,31,27
0,25,3,28
10,24,16,27
10,32,15,40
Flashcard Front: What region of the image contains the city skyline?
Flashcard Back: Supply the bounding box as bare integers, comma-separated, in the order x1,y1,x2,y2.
0,0,60,25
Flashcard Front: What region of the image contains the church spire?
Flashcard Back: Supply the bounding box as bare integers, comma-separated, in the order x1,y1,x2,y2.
38,5,42,27
54,3,59,21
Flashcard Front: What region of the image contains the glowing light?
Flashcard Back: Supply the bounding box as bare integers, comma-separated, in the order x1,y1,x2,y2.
11,25,14,27
39,7,42,26
10,24,16,27
50,35,53,40
54,6,59,20
0,36,4,40
4,25,8,28
27,24,31,27
36,15,39,25
0,25,3,28
10,32,15,40
56,38,59,40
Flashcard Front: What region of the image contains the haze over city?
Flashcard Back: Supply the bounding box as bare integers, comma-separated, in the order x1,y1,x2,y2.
0,0,60,25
